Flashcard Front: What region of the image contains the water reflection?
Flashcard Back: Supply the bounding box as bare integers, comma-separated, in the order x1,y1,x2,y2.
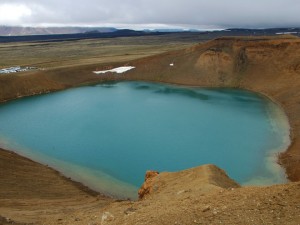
133,83,210,100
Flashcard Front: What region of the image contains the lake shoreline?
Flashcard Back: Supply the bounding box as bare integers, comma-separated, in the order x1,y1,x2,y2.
0,81,290,200
1,36,299,224
0,79,294,189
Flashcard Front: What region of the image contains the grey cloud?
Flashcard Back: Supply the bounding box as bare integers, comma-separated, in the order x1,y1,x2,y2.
0,0,300,28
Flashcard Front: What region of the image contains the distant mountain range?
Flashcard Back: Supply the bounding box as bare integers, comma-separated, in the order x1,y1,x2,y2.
0,26,117,36
1,26,300,37
0,26,203,36
0,26,299,43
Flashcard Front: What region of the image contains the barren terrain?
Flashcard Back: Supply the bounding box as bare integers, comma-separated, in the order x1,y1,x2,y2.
0,35,300,224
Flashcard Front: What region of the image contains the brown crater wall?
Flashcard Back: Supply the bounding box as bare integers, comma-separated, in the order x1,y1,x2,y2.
0,36,299,181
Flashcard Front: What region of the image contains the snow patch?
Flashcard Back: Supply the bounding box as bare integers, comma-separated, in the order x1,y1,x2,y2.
276,32,298,35
0,66,38,74
93,66,135,74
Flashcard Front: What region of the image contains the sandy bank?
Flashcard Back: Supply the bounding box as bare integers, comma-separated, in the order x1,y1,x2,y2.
0,148,113,224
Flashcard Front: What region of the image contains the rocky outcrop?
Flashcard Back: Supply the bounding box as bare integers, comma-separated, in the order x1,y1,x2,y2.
138,170,159,199
138,164,240,200
100,165,300,225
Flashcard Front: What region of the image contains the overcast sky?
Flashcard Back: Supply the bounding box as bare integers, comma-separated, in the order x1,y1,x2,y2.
0,0,299,29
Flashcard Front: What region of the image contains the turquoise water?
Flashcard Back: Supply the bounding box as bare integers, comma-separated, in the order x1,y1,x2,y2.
0,82,289,199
